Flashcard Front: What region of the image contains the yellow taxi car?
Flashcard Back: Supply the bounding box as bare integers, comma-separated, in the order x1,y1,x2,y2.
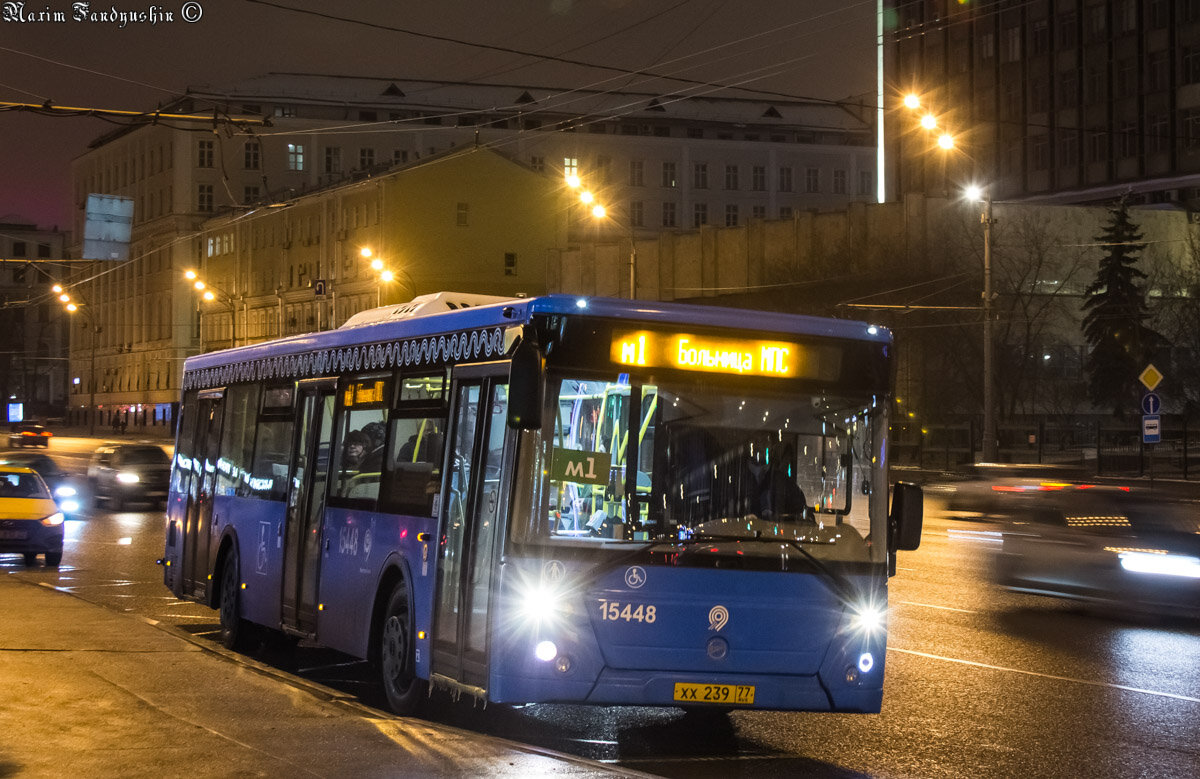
0,466,65,566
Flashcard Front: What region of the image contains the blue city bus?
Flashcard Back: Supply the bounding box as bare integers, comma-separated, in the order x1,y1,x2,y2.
161,292,923,714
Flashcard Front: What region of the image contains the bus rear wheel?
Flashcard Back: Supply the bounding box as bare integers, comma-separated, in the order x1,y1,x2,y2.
379,582,426,715
218,546,252,651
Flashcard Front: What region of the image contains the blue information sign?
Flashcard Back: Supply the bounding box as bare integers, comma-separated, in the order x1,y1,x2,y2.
1143,414,1161,444
1142,392,1161,415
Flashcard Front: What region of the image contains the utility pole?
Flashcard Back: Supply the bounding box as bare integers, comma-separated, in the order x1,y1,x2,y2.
981,194,997,463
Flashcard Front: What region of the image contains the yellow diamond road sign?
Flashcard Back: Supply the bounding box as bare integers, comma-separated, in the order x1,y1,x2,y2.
1139,364,1163,391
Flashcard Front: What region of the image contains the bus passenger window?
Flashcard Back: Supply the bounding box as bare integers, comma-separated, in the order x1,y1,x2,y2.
379,416,445,516
249,418,293,501
331,409,387,503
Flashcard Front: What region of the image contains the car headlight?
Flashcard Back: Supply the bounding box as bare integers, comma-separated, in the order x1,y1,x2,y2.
55,485,77,498
1119,551,1200,579
41,512,65,527
116,472,140,484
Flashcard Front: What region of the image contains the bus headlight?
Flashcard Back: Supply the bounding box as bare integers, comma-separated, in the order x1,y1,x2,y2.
519,583,564,624
535,640,557,662
849,603,886,634
116,472,140,484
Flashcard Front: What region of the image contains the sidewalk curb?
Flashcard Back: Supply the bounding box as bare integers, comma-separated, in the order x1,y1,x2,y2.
14,575,656,778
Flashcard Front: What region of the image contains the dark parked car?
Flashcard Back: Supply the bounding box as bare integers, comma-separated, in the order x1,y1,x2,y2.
0,465,64,566
8,423,52,448
87,443,171,510
0,452,81,516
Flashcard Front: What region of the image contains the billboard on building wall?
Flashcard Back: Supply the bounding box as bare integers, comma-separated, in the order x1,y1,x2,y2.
81,194,134,260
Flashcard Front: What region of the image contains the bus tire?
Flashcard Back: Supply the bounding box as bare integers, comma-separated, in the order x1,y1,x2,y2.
378,580,426,715
218,545,251,651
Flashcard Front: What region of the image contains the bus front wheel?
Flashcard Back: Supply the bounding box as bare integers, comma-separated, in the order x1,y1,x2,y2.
379,581,426,715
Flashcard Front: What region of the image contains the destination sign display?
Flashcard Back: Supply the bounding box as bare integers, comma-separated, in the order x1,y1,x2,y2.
610,330,840,380
342,378,389,408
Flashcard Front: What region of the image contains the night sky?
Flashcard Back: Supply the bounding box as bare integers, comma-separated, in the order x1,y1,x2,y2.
0,0,878,231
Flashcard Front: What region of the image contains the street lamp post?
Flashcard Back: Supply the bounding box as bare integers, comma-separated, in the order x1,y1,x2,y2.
569,177,637,299
980,192,997,462
186,270,239,349
55,285,100,437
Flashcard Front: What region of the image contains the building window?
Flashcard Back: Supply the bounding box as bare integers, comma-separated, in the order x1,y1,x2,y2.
832,169,847,195
1087,129,1107,162
1084,66,1106,105
1085,4,1106,43
804,166,819,193
359,147,375,169
1058,131,1079,167
1058,69,1079,107
629,160,644,186
504,252,517,276
11,241,25,256
530,156,544,173
1117,122,1138,158
37,243,50,258
979,31,995,60
243,185,260,204
1001,26,1020,63
563,157,578,180
1148,0,1169,28
287,143,305,171
1031,135,1050,170
1147,113,1170,154
779,206,793,220
693,203,708,228
661,162,677,188
596,155,612,184
1057,11,1077,47
1185,47,1200,85
662,202,677,227
1147,50,1170,91
752,205,766,219
1117,0,1136,32
324,147,342,174
724,165,739,190
630,200,644,228
687,128,704,139
724,204,739,227
775,166,792,193
1117,58,1138,97
197,140,214,168
1030,77,1049,113
859,170,872,195
244,140,260,170
1030,19,1049,55
198,184,214,213
274,106,297,118
693,163,708,189
393,149,408,165
751,165,766,191
1185,110,1200,149
456,202,469,227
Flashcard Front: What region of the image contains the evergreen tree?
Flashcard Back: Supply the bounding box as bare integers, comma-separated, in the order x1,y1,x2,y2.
1080,199,1160,416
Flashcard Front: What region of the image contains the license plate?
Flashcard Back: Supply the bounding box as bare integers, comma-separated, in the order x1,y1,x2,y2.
673,682,755,705
0,530,29,540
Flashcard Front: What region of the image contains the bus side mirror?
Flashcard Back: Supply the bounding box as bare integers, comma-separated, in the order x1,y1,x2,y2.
889,481,923,552
508,336,543,430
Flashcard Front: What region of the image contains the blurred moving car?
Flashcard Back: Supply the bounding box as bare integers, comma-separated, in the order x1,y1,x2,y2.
8,423,52,448
88,443,171,510
0,452,81,515
0,465,65,566
992,487,1200,619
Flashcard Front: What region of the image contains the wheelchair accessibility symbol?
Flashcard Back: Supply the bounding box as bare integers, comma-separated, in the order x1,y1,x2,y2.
624,566,646,589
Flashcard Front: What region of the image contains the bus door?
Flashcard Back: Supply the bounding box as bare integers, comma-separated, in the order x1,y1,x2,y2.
280,379,336,634
432,366,513,691
181,389,225,600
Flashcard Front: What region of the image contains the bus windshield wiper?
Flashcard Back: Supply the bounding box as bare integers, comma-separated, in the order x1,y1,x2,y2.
685,531,861,604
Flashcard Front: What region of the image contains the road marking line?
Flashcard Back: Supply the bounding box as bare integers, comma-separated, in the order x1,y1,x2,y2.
896,600,979,613
890,647,1200,703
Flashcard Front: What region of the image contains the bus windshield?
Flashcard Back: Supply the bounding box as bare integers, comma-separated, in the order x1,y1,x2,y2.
512,372,887,563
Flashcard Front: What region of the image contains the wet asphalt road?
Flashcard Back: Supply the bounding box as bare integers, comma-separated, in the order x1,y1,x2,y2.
4,437,1200,778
